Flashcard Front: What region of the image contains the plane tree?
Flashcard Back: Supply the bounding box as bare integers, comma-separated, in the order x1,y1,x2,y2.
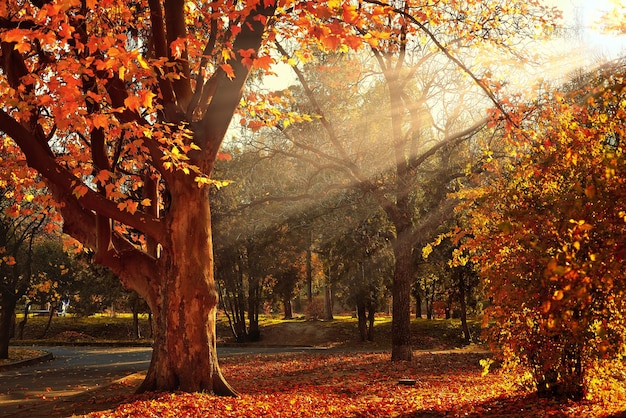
0,0,410,393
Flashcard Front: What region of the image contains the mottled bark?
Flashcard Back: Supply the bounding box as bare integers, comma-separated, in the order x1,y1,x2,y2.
138,182,234,395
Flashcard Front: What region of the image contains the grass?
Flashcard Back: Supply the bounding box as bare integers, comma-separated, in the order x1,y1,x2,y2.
11,312,481,351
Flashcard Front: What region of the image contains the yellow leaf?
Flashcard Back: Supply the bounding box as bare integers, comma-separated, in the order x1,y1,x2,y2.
141,198,151,207
141,90,156,109
137,54,150,69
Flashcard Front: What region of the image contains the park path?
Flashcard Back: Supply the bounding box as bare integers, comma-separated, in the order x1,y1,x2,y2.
0,345,326,417
0,346,151,417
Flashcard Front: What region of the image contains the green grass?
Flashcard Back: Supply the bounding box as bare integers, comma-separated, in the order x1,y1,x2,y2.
12,313,482,350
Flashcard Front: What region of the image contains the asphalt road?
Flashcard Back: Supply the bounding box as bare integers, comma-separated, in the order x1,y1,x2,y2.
0,345,318,417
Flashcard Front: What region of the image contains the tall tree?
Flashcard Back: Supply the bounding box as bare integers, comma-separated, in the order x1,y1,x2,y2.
246,0,558,358
0,0,389,393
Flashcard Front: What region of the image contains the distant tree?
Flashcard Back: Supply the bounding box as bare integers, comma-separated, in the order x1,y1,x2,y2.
324,210,393,342
69,251,126,317
243,0,558,359
0,185,51,358
28,237,74,338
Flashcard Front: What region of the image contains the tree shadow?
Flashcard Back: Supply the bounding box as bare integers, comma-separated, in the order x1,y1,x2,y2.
7,374,143,418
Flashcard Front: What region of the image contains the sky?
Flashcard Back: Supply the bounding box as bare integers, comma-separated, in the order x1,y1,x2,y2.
261,1,626,92
556,0,626,61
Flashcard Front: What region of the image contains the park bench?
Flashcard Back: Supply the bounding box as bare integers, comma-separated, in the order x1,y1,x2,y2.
29,309,52,316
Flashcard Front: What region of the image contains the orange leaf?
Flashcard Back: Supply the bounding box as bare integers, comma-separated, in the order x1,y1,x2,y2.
124,95,141,112
217,152,232,161
253,54,274,71
221,63,235,79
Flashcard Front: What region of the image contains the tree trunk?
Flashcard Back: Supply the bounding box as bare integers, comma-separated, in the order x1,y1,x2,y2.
324,282,334,321
137,184,234,395
458,273,471,343
148,311,154,338
426,290,434,320
445,293,453,319
39,303,56,339
132,310,141,339
129,293,143,339
367,302,375,342
282,297,293,320
415,291,422,319
306,236,313,303
391,241,413,361
247,275,260,341
0,298,17,359
356,302,367,342
17,303,30,340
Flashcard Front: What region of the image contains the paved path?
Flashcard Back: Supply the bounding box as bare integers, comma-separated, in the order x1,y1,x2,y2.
0,345,322,417
0,346,151,416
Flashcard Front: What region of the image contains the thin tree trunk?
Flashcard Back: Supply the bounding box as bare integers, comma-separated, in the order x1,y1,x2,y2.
356,301,367,342
324,282,334,321
248,275,260,341
283,297,293,320
39,303,56,339
306,234,313,304
445,293,453,319
17,303,30,340
132,310,141,339
148,311,153,338
367,302,375,342
0,299,17,359
458,273,471,343
415,291,422,318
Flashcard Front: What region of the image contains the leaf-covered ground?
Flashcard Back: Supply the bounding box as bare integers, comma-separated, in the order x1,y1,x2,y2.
82,351,626,417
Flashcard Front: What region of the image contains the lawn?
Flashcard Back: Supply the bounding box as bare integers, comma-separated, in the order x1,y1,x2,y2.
12,313,481,350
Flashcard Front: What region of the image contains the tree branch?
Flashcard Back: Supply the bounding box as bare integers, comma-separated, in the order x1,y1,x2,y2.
0,109,166,244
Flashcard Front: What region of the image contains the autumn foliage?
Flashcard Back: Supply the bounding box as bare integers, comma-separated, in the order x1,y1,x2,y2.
459,61,626,399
